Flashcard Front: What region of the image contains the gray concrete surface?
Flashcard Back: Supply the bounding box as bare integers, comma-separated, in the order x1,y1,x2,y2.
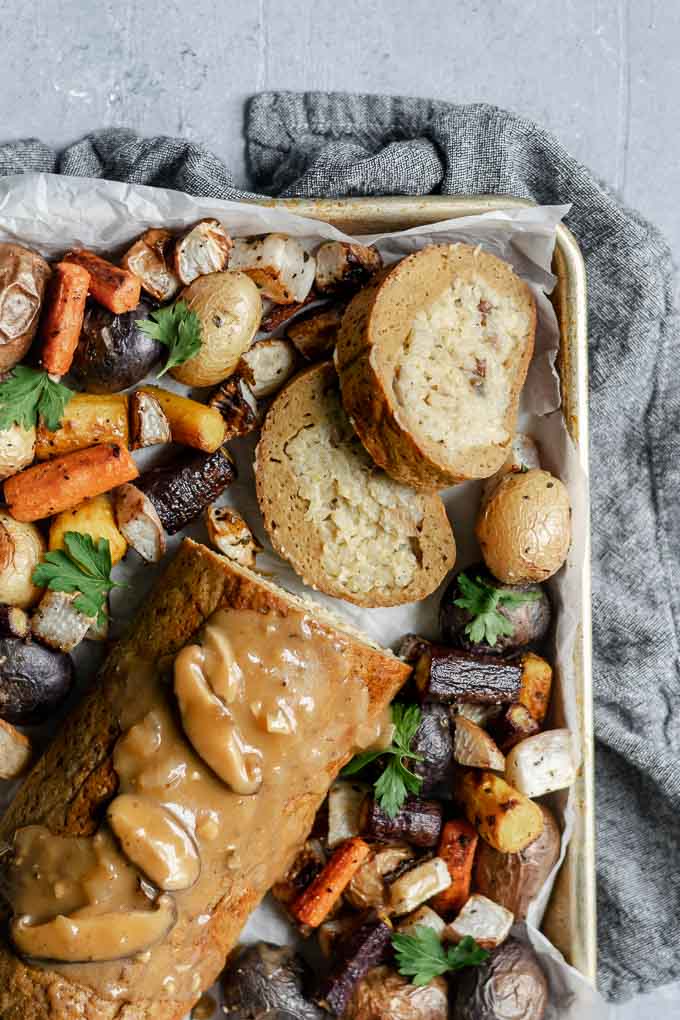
0,0,678,1015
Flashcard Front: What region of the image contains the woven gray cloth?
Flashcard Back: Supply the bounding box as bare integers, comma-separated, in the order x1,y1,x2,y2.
0,94,678,1003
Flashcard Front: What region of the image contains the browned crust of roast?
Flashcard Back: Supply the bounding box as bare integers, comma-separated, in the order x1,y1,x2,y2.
334,244,537,491
0,539,410,1020
255,361,456,608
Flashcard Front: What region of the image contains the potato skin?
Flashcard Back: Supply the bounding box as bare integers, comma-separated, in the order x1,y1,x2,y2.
474,804,561,919
171,271,262,387
346,966,448,1020
0,244,51,371
476,469,571,584
454,938,549,1020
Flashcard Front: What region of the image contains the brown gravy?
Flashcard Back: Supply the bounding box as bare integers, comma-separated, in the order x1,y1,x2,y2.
3,606,380,1001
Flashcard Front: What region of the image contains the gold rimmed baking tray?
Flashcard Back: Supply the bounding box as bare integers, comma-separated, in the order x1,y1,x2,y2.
266,196,596,984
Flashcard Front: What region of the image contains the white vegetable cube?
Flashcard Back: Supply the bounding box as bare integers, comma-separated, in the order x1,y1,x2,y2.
505,729,578,798
31,591,94,652
327,781,368,848
389,857,451,916
229,234,316,304
397,905,446,938
445,894,514,949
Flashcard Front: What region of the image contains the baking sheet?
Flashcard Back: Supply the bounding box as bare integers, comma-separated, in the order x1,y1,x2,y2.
0,174,606,1017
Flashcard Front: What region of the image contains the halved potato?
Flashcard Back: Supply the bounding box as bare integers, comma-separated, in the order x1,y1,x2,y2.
454,715,506,770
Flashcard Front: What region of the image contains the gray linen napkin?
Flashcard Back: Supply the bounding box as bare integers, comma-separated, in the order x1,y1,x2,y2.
0,93,678,1003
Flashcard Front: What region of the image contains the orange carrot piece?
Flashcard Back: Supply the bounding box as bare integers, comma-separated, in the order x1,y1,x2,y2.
63,249,141,314
430,819,479,918
4,443,138,522
39,262,90,376
290,837,371,928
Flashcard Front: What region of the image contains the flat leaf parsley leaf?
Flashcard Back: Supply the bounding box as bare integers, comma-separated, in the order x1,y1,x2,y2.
32,532,127,625
341,702,423,818
392,926,489,986
0,366,74,432
137,300,202,377
454,571,541,647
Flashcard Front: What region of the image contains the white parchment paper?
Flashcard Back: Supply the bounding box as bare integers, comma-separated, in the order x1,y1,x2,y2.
0,174,606,1017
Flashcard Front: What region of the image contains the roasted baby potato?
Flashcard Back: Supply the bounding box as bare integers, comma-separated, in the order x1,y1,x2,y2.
0,636,73,724
72,300,162,393
0,243,51,371
0,424,36,480
0,513,45,609
454,937,549,1020
345,966,448,1020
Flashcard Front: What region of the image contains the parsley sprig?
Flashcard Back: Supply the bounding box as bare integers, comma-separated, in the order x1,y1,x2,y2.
454,572,541,647
392,927,489,986
32,533,127,625
0,366,74,432
341,703,423,818
137,300,202,377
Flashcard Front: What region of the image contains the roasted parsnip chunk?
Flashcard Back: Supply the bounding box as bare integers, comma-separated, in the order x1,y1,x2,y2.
173,218,232,285
239,338,297,398
31,590,94,652
444,893,514,950
388,857,452,916
505,729,577,798
229,234,316,304
397,905,446,938
114,484,166,564
204,505,260,568
121,228,180,301
328,780,369,848
454,716,506,771
315,241,382,295
129,390,172,449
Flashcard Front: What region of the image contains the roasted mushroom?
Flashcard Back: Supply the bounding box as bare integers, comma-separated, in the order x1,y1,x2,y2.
0,513,46,609
72,299,162,393
344,966,448,1020
114,483,166,563
136,446,236,535
204,505,260,567
229,234,316,304
0,424,36,480
121,228,180,302
0,243,51,371
221,942,324,1020
0,637,73,724
315,241,382,295
453,937,549,1020
239,337,298,398
172,219,232,286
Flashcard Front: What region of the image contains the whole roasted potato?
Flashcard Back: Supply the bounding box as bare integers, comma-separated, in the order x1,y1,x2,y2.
170,271,262,387
476,469,571,584
221,942,323,1020
0,243,51,371
474,804,561,919
439,564,551,655
345,965,448,1020
0,512,45,608
454,937,549,1020
0,423,36,480
0,637,73,724
72,299,162,393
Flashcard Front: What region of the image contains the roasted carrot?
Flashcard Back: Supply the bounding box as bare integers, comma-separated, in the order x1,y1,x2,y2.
430,818,479,918
290,837,371,928
39,262,90,376
63,249,141,314
139,386,226,453
4,443,138,522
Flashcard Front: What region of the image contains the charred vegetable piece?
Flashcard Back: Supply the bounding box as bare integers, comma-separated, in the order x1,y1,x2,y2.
360,795,442,848
345,843,415,911
38,262,90,377
458,770,544,854
0,637,73,724
416,646,522,705
260,293,317,332
518,651,552,724
272,838,327,911
136,446,236,535
72,300,162,393
239,338,298,398
453,937,549,1020
345,965,448,1020
318,916,363,959
445,893,514,950
453,716,506,771
222,943,324,1020
173,219,232,286
0,717,31,778
440,566,551,654
395,633,432,665
317,912,393,1017
0,605,29,640
0,243,51,372
411,702,454,796
315,241,382,295
204,505,260,567
129,390,171,449
290,837,371,928
430,818,479,918
209,375,258,440
63,250,141,315
388,857,452,916
495,703,540,752
35,393,129,461
121,228,180,302
287,305,343,360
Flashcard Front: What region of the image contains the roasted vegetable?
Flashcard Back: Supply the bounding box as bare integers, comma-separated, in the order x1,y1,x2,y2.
72,299,162,393
171,271,262,387
287,305,343,360
388,857,451,916
209,375,258,440
360,795,442,849
49,493,127,565
315,241,382,295
0,243,51,371
458,770,544,854
35,393,129,460
505,729,577,798
454,702,503,729
481,432,541,505
345,843,415,910
454,716,506,770
495,703,540,752
172,218,232,286
397,905,446,938
344,965,448,1020
411,702,454,795
415,646,522,705
63,249,141,314
445,893,514,950
0,637,73,724
230,234,316,304
430,818,479,918
204,505,260,567
4,443,138,522
518,652,552,724
395,633,432,665
453,938,549,1020
318,916,363,959
327,781,369,848
290,837,371,927
38,261,90,376
113,484,166,563
474,804,561,920
239,337,298,398
476,469,572,584
317,913,393,1016
0,717,31,779
0,513,45,608
0,605,29,640
139,386,226,453
129,390,171,449
439,567,551,654
260,294,316,333
221,943,324,1020
31,590,94,652
0,424,35,479
272,839,327,910
136,446,236,535
121,228,180,302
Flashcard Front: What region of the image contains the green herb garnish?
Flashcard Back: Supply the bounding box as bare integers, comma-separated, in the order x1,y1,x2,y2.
137,300,202,377
341,702,423,818
392,927,489,986
454,572,541,647
0,366,74,432
32,533,127,625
